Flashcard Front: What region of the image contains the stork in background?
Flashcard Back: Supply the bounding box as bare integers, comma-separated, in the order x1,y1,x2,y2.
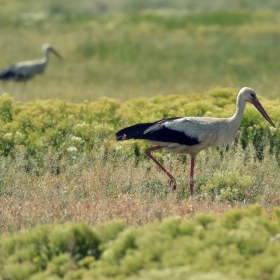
0,44,63,81
116,87,275,196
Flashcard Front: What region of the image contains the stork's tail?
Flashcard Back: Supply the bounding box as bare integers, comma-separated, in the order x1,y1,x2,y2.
0,67,26,81
0,68,14,79
116,123,153,141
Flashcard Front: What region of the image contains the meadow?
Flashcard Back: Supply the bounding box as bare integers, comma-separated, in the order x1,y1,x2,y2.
1,0,280,102
1,0,280,279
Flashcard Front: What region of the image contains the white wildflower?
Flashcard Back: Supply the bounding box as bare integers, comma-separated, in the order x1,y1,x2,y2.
15,131,25,140
115,145,122,151
67,146,77,153
3,133,13,140
74,122,89,128
70,136,83,144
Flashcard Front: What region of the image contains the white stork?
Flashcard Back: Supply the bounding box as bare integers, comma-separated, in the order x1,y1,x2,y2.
0,44,62,81
116,87,275,196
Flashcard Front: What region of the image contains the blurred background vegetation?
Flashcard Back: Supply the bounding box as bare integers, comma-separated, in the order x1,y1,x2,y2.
1,0,280,102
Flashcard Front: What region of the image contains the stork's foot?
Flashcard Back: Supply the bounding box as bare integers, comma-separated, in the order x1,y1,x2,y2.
170,178,177,192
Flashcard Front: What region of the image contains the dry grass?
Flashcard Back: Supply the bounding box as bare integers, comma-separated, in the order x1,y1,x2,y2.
0,140,278,236
0,194,243,236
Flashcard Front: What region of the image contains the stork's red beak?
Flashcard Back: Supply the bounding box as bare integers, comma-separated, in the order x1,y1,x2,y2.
253,99,275,127
51,48,63,61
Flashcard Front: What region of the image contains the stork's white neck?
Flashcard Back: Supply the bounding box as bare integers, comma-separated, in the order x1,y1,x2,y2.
43,49,50,63
229,93,247,127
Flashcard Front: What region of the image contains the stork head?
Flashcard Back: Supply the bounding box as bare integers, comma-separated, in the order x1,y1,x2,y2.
239,87,275,127
42,44,63,60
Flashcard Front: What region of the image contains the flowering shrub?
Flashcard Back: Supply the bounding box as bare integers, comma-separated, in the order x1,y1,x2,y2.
0,88,278,162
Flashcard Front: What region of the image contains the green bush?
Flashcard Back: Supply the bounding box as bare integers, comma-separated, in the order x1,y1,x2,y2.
2,207,280,279
1,223,101,279
202,172,253,202
0,88,279,165
49,223,101,261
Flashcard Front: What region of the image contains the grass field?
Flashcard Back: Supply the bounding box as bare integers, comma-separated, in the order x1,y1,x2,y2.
1,1,280,102
1,1,280,279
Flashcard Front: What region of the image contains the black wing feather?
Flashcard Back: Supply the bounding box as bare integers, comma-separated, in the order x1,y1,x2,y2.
0,68,14,79
116,117,200,146
0,67,27,81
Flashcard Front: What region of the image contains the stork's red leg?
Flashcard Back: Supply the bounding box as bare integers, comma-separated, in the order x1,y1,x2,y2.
145,146,177,191
189,157,195,196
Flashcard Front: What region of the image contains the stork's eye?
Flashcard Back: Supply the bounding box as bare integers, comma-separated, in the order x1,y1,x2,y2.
250,93,256,99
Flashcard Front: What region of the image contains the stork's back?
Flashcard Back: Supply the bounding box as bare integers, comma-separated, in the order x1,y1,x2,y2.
13,59,47,76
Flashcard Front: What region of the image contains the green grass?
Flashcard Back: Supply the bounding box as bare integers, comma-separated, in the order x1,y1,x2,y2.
1,2,280,102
